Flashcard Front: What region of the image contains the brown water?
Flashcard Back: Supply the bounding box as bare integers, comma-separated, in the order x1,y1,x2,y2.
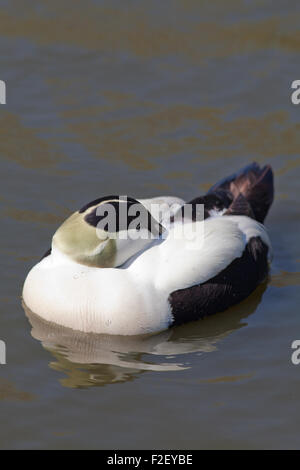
0,0,300,450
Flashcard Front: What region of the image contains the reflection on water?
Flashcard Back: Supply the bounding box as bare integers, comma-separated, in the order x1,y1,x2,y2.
23,283,267,388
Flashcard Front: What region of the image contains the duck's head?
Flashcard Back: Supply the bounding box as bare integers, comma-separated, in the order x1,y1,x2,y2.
52,196,165,268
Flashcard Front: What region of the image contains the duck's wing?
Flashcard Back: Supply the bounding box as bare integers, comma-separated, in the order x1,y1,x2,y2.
169,233,270,326
155,215,272,327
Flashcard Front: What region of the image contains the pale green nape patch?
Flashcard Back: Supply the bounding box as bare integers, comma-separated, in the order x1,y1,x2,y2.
52,211,117,268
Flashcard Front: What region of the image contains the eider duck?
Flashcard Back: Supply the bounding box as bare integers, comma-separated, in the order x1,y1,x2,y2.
22,162,274,335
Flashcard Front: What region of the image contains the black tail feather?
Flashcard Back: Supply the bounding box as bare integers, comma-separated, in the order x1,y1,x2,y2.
207,162,274,223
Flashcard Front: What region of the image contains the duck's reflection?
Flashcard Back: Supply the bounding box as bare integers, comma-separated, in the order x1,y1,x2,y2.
23,282,267,388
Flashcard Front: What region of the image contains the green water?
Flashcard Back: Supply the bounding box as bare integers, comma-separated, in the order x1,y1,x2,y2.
0,0,300,449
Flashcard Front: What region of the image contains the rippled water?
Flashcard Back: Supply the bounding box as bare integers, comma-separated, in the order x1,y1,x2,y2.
1,0,300,449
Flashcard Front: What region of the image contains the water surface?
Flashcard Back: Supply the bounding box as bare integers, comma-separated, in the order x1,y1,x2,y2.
0,0,300,449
